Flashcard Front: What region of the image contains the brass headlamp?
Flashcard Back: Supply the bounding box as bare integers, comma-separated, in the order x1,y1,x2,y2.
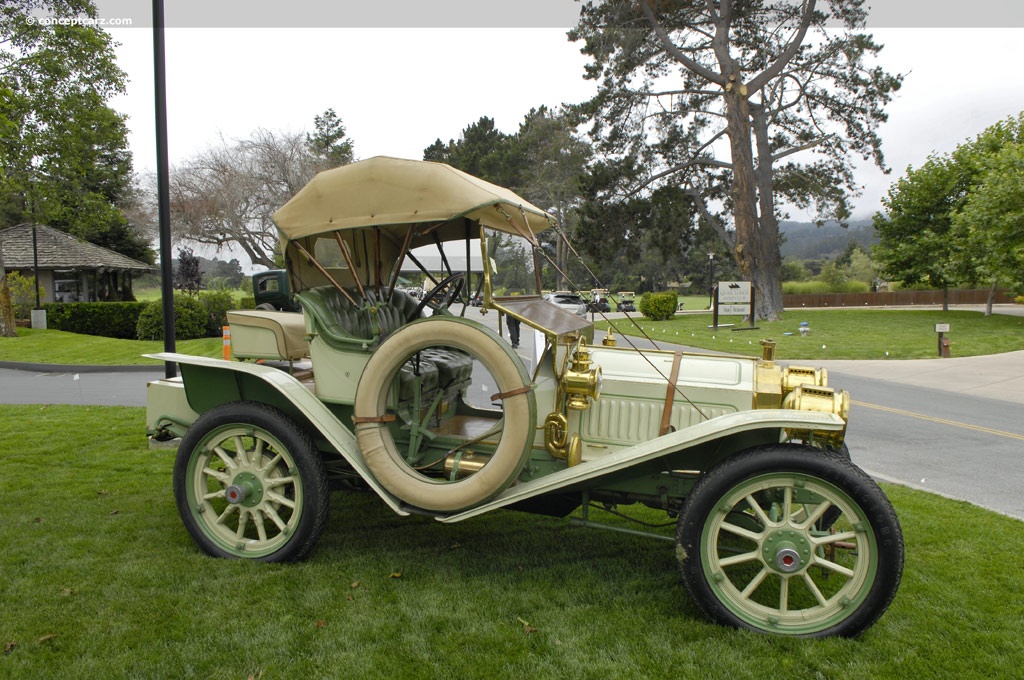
562,339,602,410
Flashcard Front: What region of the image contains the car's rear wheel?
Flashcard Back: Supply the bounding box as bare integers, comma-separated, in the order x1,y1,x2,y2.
676,444,903,637
173,401,330,562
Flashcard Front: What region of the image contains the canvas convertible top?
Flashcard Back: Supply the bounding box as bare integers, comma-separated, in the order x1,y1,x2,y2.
272,156,553,245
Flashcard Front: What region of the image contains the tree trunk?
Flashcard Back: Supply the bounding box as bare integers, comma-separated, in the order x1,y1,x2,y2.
942,285,949,312
750,104,784,321
985,280,998,316
723,84,783,321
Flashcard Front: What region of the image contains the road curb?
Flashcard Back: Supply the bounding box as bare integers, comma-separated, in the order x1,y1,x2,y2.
0,361,163,373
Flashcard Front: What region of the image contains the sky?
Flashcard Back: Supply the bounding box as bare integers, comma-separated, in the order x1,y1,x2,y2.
93,1,1024,239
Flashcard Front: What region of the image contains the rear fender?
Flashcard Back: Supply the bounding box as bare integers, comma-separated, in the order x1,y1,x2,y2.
144,352,408,516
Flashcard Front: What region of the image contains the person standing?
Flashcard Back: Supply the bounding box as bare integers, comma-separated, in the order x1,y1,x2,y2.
506,315,521,349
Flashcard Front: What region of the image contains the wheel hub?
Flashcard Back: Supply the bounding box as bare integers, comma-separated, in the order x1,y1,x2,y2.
762,529,812,574
225,472,263,507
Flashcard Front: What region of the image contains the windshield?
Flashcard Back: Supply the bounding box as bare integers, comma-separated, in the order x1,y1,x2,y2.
483,227,542,297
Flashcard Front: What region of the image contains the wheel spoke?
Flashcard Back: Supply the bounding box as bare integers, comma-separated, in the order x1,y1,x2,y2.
235,509,249,540
779,575,790,613
813,530,857,546
215,503,238,526
802,501,830,528
812,554,856,578
802,572,830,606
264,475,295,490
233,436,250,466
718,550,761,568
202,466,230,484
745,494,772,526
259,452,284,474
202,488,225,501
263,504,287,532
739,565,769,599
720,519,763,542
266,491,296,509
253,511,268,542
212,445,236,470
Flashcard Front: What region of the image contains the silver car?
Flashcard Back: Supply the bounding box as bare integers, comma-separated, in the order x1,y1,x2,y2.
543,291,587,317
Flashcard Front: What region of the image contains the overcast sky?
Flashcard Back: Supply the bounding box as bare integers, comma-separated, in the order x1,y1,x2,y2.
98,1,1024,226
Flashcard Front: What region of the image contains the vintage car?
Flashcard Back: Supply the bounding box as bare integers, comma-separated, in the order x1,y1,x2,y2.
145,156,903,638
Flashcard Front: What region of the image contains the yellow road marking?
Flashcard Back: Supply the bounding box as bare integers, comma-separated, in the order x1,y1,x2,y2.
852,400,1024,442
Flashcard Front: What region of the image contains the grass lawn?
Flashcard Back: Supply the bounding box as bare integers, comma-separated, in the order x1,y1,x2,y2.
1,405,1022,678
2,308,1021,366
599,308,1024,360
0,328,222,365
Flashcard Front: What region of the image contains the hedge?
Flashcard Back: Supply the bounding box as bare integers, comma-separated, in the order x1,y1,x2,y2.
43,302,148,339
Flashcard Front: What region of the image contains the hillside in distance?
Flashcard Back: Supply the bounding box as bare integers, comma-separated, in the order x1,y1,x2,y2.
779,218,877,260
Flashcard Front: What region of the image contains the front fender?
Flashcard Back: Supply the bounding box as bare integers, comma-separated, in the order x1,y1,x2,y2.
439,409,845,524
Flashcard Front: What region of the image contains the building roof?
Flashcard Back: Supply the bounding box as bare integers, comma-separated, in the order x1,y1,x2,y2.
0,223,154,273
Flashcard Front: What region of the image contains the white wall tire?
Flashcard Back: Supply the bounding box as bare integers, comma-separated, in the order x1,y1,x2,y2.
353,317,536,512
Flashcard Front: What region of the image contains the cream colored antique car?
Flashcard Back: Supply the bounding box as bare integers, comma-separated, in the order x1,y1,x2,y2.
146,157,902,638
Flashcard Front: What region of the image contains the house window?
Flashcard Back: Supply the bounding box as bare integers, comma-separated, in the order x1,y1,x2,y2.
54,271,80,302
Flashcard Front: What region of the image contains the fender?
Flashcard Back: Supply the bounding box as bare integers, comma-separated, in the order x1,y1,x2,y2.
144,352,409,516
439,409,846,524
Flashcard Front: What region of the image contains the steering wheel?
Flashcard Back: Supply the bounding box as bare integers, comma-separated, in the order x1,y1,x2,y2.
409,272,466,321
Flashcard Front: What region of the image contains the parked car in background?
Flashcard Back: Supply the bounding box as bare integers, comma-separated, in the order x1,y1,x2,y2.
543,290,587,317
252,269,300,312
616,291,636,312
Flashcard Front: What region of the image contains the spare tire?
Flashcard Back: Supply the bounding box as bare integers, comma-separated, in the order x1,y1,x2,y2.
353,317,536,512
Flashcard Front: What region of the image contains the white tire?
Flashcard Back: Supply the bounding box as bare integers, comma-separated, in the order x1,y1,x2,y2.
353,318,536,512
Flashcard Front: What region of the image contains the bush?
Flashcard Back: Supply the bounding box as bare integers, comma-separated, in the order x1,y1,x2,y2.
44,302,148,339
7,272,44,319
198,290,236,336
135,296,208,340
638,290,678,321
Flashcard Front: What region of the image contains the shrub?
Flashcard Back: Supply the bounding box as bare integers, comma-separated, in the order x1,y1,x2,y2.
198,290,236,336
7,272,44,319
638,290,678,321
135,296,208,340
44,302,148,339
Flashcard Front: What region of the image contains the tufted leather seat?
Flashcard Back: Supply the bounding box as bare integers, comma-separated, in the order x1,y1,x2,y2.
295,285,474,405
295,286,421,350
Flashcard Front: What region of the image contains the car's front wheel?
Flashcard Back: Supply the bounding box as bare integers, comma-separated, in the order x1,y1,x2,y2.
676,444,903,637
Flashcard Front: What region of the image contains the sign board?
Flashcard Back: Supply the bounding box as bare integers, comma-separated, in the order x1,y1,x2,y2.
718,281,751,315
935,323,950,333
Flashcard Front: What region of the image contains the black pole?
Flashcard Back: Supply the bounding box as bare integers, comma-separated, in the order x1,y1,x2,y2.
708,253,715,308
153,0,176,378
31,225,40,308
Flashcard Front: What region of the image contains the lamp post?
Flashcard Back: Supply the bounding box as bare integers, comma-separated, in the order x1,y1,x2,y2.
707,252,715,308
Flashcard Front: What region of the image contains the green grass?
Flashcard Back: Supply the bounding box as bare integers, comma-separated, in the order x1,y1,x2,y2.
0,328,223,365
4,308,1022,366
599,309,1024,360
1,405,1023,678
